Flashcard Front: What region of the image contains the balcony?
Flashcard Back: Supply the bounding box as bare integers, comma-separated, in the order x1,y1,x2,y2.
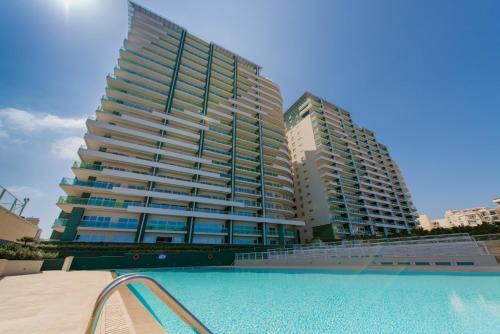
193,226,228,234
79,220,138,230
52,218,69,232
233,227,262,236
265,229,279,237
145,223,188,233
57,196,133,212
60,177,115,190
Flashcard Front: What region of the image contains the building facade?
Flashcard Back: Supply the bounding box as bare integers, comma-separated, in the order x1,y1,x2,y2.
444,207,500,227
284,92,418,242
0,185,41,243
416,214,450,230
51,2,303,245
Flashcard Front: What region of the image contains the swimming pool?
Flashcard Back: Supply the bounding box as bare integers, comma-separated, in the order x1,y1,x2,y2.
119,268,500,334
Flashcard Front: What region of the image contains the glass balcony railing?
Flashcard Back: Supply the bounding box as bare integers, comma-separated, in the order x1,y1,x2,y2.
233,228,262,235
330,216,349,223
193,226,228,234
235,176,260,184
234,211,257,217
236,154,260,163
205,146,231,156
333,227,350,234
60,177,116,189
52,218,69,227
146,224,187,232
284,230,296,237
265,229,278,235
57,196,131,208
72,161,104,171
235,187,261,196
79,220,138,230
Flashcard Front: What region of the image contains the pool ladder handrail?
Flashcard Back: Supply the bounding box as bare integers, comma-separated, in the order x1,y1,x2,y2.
85,273,213,334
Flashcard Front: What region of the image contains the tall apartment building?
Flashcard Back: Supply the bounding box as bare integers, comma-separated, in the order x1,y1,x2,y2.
51,2,303,245
285,92,418,242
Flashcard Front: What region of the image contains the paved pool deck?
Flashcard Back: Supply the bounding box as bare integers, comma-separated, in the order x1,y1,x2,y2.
0,271,138,334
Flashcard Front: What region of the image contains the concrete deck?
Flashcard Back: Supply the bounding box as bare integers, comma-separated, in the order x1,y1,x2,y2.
0,271,138,334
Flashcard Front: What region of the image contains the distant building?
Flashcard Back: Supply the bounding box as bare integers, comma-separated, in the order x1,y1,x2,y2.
445,207,500,227
25,217,40,226
419,200,500,231
417,214,450,230
0,185,41,243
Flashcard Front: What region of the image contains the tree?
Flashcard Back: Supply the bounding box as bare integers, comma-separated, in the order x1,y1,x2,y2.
16,236,35,247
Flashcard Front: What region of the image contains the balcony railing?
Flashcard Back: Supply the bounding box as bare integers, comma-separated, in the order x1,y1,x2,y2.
146,224,188,232
79,221,138,230
193,226,228,234
58,196,130,209
233,228,262,235
60,177,116,189
52,218,69,227
72,161,104,171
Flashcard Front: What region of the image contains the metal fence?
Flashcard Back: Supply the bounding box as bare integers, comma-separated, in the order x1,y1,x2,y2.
235,233,489,263
0,185,29,216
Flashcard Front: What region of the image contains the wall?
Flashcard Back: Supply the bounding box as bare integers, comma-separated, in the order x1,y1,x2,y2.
0,206,40,243
69,250,235,270
0,259,43,276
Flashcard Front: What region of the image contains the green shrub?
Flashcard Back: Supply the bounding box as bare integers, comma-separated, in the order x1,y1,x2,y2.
0,243,57,260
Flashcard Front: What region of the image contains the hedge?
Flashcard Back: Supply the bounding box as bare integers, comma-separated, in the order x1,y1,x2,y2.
0,243,57,260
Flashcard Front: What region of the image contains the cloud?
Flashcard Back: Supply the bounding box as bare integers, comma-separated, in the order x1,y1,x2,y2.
0,108,86,133
0,108,87,149
50,136,85,160
4,185,43,200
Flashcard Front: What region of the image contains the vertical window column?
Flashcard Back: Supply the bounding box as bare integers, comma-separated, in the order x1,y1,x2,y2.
134,29,187,243
255,67,267,245
187,43,214,244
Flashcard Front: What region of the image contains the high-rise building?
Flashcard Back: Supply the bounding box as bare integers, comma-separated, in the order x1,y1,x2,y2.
51,2,303,245
284,92,418,242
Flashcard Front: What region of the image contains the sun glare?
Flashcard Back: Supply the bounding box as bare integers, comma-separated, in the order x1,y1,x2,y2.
60,0,93,14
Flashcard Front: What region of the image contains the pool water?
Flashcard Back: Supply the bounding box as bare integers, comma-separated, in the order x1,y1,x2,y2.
119,268,500,334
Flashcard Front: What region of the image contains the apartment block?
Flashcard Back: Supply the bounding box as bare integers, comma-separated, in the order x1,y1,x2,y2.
284,92,418,242
444,207,500,227
417,214,450,230
51,2,303,245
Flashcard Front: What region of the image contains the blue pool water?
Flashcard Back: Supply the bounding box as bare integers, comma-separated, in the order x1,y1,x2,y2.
119,268,500,334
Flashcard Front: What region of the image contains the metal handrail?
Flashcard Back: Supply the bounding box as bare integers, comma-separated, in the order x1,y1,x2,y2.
85,273,213,334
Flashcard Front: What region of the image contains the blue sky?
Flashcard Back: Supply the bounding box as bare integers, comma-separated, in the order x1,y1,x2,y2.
0,0,499,237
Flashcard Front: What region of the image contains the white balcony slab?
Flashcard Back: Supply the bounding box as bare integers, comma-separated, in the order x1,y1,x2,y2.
112,186,243,207
126,205,305,226
101,168,230,193
79,148,220,178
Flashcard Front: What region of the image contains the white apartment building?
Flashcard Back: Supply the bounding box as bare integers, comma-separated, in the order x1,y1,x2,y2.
285,92,418,242
417,214,450,230
419,198,500,230
444,207,500,227
51,2,304,245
